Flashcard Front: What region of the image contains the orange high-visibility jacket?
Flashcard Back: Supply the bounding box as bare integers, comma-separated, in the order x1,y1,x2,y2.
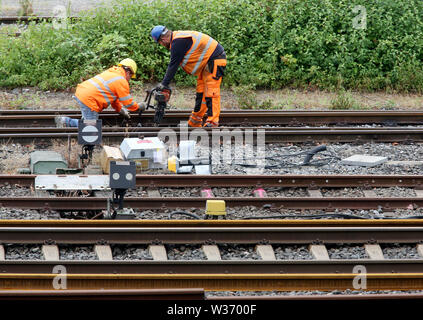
171,31,219,76
75,66,139,113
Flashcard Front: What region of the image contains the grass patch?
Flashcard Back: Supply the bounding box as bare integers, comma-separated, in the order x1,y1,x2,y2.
329,90,366,110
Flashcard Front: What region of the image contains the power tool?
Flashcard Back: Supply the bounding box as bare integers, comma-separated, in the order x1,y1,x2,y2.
139,87,172,126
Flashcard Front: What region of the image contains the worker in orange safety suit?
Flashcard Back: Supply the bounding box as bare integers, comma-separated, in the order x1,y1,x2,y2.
55,58,144,127
151,26,227,127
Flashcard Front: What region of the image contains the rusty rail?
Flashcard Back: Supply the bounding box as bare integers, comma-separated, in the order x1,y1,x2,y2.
0,127,422,143
1,110,423,127
0,219,421,228
2,174,423,188
0,224,422,244
0,273,422,292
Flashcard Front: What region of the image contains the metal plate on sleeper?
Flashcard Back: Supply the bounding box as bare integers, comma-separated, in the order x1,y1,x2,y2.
35,175,110,190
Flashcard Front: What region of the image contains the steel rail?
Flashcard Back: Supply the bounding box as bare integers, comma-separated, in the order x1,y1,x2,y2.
1,110,423,126
0,196,421,210
2,174,423,188
2,126,423,133
3,109,423,116
0,219,423,228
0,273,422,291
0,260,422,275
0,127,422,143
0,225,422,244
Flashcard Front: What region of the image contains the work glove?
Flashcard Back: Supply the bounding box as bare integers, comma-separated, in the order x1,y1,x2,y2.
155,83,170,92
119,107,131,119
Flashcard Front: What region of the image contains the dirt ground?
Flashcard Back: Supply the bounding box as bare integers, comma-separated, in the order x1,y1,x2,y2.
0,86,422,111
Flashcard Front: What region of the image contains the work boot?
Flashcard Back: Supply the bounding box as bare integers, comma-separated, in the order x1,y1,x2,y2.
204,121,219,128
54,116,68,128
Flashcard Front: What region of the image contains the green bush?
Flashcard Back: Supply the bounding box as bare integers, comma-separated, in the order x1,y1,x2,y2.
0,0,423,92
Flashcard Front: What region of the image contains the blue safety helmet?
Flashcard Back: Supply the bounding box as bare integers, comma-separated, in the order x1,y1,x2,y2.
151,25,168,42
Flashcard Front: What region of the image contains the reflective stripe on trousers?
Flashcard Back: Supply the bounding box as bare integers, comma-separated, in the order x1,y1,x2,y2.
190,64,223,127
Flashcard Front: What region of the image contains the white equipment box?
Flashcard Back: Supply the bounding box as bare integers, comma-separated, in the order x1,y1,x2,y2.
120,137,167,171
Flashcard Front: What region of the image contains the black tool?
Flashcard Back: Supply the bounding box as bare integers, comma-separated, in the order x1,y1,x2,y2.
139,87,172,127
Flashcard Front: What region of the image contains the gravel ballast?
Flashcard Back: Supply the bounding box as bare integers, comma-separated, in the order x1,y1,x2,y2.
111,245,152,260
1,206,423,220
205,289,423,297
59,245,98,260
4,244,43,260
274,245,313,260
327,245,369,259
220,244,261,260
166,245,207,260
2,142,423,175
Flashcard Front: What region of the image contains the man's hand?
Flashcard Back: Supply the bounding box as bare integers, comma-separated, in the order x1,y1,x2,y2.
119,107,131,119
138,101,147,112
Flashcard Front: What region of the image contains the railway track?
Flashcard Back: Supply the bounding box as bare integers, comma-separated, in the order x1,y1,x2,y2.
3,174,423,188
0,110,421,143
0,126,422,144
0,220,422,291
2,174,423,213
1,109,422,297
1,110,423,126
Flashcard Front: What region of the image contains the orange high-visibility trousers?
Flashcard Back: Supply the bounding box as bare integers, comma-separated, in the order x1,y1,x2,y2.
188,58,226,127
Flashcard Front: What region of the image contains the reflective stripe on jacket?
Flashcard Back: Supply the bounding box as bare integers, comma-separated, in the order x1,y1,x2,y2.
171,31,218,76
75,66,139,113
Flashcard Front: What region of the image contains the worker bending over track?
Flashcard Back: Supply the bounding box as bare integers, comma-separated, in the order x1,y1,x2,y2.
56,58,143,127
151,26,227,127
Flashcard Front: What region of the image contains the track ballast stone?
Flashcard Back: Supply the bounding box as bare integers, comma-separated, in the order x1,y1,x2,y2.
327,244,369,259
4,244,43,260
205,289,423,297
274,245,314,260
111,244,152,260
2,142,423,175
166,245,207,260
59,245,98,260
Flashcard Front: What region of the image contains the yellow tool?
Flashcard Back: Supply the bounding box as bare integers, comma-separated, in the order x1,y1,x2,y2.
205,200,227,219
168,156,178,173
